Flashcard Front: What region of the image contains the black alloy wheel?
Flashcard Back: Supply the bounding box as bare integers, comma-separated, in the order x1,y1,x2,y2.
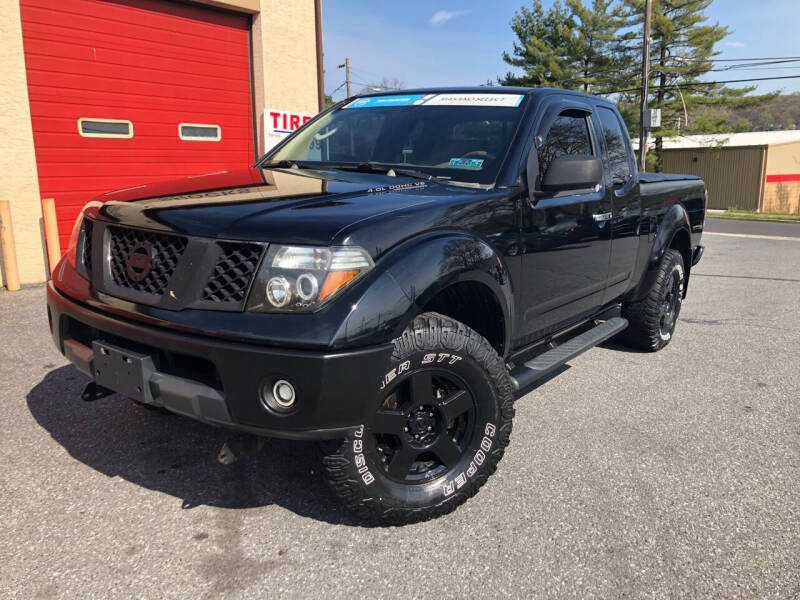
659,268,681,338
371,368,476,483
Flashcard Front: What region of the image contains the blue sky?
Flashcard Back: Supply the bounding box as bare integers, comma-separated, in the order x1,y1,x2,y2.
321,0,800,99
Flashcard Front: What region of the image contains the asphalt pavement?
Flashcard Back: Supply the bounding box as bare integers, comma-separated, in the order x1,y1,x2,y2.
1,218,798,599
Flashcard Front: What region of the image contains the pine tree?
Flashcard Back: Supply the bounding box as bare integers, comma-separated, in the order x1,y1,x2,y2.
500,0,631,93
500,1,576,87
620,0,774,171
563,0,628,92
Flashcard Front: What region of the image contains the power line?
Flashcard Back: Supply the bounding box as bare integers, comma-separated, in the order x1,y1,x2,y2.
536,60,800,91
598,74,800,95
347,63,383,76
348,66,383,80
328,81,347,95
711,66,800,72
700,55,800,62
710,59,800,71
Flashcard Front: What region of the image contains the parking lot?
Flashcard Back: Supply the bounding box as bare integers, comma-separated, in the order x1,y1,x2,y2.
1,218,798,599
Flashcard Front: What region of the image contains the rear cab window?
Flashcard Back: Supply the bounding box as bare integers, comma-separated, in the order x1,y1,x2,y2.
595,107,634,185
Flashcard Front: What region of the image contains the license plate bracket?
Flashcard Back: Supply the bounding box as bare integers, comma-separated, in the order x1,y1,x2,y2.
92,341,156,404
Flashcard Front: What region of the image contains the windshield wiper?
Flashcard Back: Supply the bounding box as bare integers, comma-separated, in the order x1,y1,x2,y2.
261,160,466,186
260,159,319,169
261,160,392,173
332,163,452,184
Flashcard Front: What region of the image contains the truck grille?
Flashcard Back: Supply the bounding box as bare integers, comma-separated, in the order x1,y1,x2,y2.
81,219,93,274
108,226,188,296
88,222,265,311
201,242,262,303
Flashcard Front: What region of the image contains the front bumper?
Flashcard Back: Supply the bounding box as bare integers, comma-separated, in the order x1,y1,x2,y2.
47,282,393,439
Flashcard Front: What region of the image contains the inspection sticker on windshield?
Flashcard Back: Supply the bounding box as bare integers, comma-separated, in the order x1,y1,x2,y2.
449,157,484,169
345,93,524,109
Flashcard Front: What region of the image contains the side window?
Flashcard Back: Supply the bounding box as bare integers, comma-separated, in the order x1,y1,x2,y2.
596,107,632,184
537,112,592,178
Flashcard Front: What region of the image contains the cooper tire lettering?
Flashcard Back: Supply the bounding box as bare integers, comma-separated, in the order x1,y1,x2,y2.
351,426,374,486
442,423,496,496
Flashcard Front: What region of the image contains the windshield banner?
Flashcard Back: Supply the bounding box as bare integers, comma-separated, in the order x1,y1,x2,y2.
344,93,524,109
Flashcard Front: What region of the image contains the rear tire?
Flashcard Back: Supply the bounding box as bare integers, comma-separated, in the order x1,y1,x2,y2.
320,312,514,525
619,248,685,352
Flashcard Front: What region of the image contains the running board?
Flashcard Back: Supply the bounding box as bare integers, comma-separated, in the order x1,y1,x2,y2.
509,317,628,392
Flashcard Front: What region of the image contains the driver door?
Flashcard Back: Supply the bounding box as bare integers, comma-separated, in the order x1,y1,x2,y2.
517,106,612,343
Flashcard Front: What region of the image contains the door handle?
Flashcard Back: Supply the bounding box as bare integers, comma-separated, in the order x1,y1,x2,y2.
592,211,613,222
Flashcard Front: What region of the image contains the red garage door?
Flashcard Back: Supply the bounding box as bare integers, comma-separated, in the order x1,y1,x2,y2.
20,0,254,250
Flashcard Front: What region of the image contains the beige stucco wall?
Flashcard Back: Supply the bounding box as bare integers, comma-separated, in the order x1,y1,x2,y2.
0,0,47,286
1,0,320,287
251,0,321,153
763,141,800,214
765,140,800,174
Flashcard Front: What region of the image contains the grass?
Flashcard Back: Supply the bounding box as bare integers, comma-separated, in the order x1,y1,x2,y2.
708,209,800,223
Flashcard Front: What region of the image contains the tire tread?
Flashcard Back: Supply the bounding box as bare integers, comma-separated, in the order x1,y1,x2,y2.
618,249,684,352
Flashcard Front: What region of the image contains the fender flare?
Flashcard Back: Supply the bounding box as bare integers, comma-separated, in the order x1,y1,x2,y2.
648,203,691,270
332,231,514,354
628,204,692,302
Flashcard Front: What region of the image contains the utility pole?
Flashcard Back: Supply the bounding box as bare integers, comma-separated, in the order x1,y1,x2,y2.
638,0,653,172
338,58,351,97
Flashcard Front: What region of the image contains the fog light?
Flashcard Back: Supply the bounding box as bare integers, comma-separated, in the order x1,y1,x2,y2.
260,379,297,413
272,379,296,408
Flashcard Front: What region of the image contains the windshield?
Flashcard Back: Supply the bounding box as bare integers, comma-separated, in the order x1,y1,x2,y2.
264,93,528,185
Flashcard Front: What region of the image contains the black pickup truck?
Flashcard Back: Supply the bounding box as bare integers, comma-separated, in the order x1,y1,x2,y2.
47,87,706,524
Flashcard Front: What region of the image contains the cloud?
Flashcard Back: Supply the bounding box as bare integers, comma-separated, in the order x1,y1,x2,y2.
725,41,746,48
430,10,464,25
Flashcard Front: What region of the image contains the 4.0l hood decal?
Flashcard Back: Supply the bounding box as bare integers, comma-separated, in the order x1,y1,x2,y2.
89,167,481,257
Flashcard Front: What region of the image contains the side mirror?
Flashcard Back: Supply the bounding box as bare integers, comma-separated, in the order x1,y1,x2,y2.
540,155,603,193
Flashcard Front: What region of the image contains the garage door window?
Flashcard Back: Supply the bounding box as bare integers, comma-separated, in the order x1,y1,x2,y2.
78,118,133,138
179,124,221,141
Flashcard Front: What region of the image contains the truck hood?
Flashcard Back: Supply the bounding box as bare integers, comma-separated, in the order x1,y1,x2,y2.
92,167,476,257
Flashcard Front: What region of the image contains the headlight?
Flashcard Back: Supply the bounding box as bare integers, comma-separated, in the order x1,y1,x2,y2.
245,245,374,312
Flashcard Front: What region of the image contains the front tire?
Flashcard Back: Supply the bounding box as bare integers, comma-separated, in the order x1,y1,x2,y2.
320,313,514,525
619,248,685,351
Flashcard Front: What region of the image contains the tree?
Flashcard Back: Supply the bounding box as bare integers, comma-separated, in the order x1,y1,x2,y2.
694,92,800,132
563,0,629,92
620,0,774,170
500,0,576,87
500,0,631,93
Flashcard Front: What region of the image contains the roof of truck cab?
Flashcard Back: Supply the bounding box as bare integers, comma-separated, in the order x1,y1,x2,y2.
355,86,535,97
353,86,611,101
